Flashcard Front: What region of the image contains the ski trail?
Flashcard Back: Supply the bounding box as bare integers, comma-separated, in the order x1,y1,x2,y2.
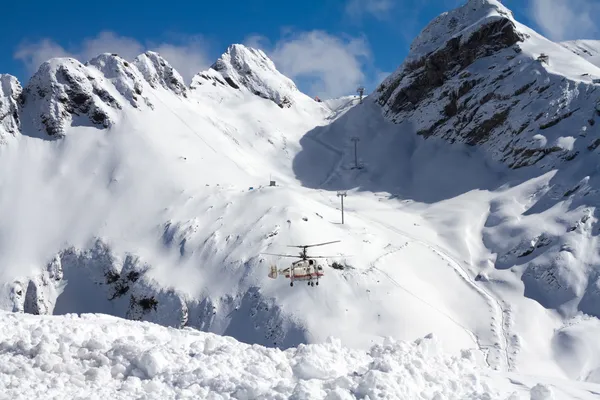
365,244,488,365
362,214,513,372
308,105,512,371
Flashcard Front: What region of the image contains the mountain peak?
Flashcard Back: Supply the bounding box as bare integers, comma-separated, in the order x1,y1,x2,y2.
191,44,297,108
87,53,154,109
373,0,600,171
406,0,517,64
132,51,187,97
20,57,122,138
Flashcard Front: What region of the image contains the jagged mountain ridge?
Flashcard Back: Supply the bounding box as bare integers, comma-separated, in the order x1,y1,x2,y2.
5,44,311,141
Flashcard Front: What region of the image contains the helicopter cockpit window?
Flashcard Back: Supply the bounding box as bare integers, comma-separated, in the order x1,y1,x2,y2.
309,260,314,265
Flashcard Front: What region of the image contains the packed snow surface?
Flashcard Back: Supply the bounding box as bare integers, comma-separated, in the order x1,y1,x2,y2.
1,312,599,400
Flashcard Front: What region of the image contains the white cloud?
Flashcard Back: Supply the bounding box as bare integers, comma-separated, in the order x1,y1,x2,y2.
345,0,394,20
529,0,600,41
13,32,211,83
245,31,372,98
13,39,71,74
79,31,145,62
243,34,271,50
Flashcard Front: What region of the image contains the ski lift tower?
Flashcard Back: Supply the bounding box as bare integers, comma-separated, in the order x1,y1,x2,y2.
337,191,347,224
357,87,365,104
351,136,360,169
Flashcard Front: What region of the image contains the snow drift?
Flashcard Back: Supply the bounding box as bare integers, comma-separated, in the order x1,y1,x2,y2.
2,311,597,400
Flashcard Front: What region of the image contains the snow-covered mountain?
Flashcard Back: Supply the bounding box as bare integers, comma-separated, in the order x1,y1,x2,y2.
2,0,600,396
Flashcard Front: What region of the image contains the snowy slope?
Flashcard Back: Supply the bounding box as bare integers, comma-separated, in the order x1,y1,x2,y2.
293,0,600,385
561,40,600,68
2,311,599,400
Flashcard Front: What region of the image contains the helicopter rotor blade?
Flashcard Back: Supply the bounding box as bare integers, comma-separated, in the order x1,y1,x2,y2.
261,253,302,258
287,240,341,249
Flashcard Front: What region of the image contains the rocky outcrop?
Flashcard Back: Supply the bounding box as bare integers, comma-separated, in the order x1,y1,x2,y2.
87,53,154,109
21,58,121,137
0,74,22,144
191,44,296,108
133,51,187,98
374,0,600,170
10,238,300,348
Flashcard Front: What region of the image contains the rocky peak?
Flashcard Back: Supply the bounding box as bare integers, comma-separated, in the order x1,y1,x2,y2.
373,1,600,170
406,0,516,64
133,51,187,98
87,53,154,109
0,74,22,144
20,58,122,138
192,44,297,108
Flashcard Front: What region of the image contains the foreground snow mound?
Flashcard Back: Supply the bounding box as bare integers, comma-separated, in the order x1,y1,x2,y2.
0,312,502,399
0,74,21,144
192,44,298,108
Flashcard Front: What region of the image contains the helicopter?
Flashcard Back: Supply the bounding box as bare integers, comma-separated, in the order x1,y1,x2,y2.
262,240,340,287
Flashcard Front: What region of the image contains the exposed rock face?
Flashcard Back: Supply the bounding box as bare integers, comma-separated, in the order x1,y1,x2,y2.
11,238,301,347
133,51,188,98
374,0,600,170
191,44,296,108
87,53,154,109
18,51,190,138
0,74,23,144
21,58,121,137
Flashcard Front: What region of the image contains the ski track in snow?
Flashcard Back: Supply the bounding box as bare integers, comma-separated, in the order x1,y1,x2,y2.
309,102,514,372
362,214,513,372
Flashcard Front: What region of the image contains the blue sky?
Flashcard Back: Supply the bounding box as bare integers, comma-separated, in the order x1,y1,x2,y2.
2,0,599,98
